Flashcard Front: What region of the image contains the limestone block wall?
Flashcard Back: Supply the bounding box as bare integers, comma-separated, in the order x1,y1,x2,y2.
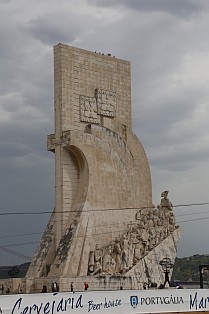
54,44,132,133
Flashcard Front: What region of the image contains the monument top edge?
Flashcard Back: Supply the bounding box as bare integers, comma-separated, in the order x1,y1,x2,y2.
53,42,130,64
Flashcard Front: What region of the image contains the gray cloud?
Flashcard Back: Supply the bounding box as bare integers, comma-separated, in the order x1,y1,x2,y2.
88,0,209,18
20,14,76,46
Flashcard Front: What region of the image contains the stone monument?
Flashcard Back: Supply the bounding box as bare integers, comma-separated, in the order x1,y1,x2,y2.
26,44,180,292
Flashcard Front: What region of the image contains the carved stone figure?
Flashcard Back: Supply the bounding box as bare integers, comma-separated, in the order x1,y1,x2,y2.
112,237,122,273
149,228,156,249
102,246,115,275
121,234,129,272
88,244,102,275
92,261,102,275
168,212,176,232
133,241,143,264
160,190,173,213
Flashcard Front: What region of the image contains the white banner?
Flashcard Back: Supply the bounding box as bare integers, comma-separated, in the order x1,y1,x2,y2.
0,289,209,314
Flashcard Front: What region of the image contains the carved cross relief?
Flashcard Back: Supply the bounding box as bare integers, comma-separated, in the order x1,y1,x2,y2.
80,89,116,124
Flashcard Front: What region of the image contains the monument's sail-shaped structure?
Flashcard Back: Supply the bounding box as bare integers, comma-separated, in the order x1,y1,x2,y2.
26,44,180,292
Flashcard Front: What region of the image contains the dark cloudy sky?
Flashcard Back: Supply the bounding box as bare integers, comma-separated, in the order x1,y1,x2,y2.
0,0,209,265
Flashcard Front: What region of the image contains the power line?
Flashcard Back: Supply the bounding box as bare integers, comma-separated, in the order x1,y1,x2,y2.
173,202,209,208
0,211,51,216
1,209,209,242
0,232,41,239
176,209,209,217
0,241,39,248
0,202,208,216
176,216,209,224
